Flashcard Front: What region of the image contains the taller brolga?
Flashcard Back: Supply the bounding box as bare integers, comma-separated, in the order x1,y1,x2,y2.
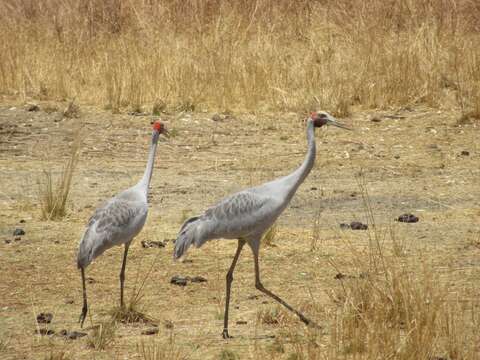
77,121,169,327
174,111,351,338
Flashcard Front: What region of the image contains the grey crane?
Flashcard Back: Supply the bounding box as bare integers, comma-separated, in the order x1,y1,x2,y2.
77,121,168,327
174,111,350,338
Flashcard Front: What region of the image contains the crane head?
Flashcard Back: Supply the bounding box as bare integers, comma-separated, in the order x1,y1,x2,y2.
310,111,351,130
153,121,170,137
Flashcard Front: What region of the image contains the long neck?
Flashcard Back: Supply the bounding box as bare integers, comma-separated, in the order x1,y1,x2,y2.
137,132,159,196
281,120,316,198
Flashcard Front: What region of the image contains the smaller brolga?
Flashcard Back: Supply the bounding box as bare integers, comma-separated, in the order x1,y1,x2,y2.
174,111,351,338
77,121,169,327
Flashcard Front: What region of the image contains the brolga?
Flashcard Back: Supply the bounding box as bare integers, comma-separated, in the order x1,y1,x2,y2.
174,111,350,338
77,121,169,327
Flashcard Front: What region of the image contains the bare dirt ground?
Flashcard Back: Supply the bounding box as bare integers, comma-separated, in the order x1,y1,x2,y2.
0,101,479,359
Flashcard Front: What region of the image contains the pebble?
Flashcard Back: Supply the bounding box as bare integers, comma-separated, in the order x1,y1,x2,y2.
141,240,165,248
170,275,188,286
13,228,25,236
461,150,470,156
36,313,53,324
340,222,368,230
59,329,87,340
141,327,159,335
35,328,55,336
25,103,40,112
236,320,248,325
189,276,207,283
396,214,419,223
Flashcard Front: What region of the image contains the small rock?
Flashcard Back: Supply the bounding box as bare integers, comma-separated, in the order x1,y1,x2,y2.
24,103,39,112
35,328,55,336
339,223,350,230
19,219,26,223
247,294,259,300
14,237,21,241
36,312,53,324
396,214,419,223
13,228,25,236
394,155,400,159
141,327,159,335
350,221,368,230
141,240,165,248
334,273,346,280
86,277,95,284
5,239,11,244
370,116,382,122
59,329,87,340
211,113,223,122
190,276,207,283
460,150,470,156
236,320,247,325
310,187,318,191
170,275,188,286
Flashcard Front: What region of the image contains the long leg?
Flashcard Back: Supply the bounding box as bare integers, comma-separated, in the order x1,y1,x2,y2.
250,243,319,328
119,243,130,308
79,267,88,327
223,239,245,339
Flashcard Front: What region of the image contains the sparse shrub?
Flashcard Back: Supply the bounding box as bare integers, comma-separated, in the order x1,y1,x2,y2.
63,99,80,118
152,99,166,115
137,335,184,360
37,130,81,220
218,349,239,360
44,351,71,360
87,320,116,350
257,306,285,325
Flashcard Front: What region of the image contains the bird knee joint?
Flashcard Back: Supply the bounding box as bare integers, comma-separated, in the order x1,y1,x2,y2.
226,272,233,282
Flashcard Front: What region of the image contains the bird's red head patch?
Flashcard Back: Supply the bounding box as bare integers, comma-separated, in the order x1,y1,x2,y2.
153,121,163,132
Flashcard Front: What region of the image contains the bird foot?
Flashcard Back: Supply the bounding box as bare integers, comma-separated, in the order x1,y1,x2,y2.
222,329,233,339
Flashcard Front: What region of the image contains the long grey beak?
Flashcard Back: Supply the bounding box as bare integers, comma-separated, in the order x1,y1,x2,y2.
328,118,352,130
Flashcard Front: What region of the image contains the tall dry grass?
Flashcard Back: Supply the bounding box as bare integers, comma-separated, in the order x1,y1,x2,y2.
1,0,479,115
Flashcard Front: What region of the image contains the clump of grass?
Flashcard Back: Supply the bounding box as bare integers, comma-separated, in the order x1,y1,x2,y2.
44,351,71,360
261,224,277,248
137,334,184,360
257,306,286,326
87,320,116,350
63,98,80,118
37,129,81,220
152,99,166,115
218,349,239,360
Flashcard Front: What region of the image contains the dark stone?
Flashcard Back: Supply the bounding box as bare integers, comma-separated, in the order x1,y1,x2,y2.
141,240,165,248
36,313,53,324
86,277,95,284
461,150,470,156
141,327,159,335
170,275,188,286
396,214,419,223
334,273,346,280
4,239,11,244
59,329,87,340
13,228,25,236
236,320,248,325
14,237,21,241
35,328,55,336
190,276,207,283
25,103,40,112
19,219,26,223
310,187,317,191
350,221,368,230
339,223,350,230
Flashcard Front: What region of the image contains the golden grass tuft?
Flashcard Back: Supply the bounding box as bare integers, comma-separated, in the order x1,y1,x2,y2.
37,129,81,220
86,320,116,350
1,1,479,113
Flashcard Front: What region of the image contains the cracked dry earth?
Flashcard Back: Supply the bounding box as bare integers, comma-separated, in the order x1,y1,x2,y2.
0,102,479,359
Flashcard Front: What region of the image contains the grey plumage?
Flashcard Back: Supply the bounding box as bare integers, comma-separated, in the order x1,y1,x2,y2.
76,121,167,327
174,111,351,338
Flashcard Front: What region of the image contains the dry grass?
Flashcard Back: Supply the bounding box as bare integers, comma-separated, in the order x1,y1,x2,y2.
86,320,116,350
37,129,81,220
137,335,186,360
1,1,480,114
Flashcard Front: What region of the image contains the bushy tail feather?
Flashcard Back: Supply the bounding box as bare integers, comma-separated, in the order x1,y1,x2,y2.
174,216,201,260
